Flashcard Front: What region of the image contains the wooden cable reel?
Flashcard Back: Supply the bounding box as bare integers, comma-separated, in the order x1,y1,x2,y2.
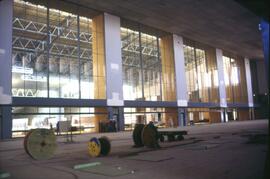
24,129,57,160
132,124,145,147
132,123,159,148
141,123,159,148
132,122,187,147
88,136,111,157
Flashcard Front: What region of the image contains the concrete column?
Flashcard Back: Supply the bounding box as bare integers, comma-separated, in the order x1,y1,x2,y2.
216,49,227,122
0,0,13,139
118,107,125,131
107,106,124,131
172,35,188,126
177,108,186,127
107,107,114,121
104,13,124,107
216,49,227,108
173,35,188,108
0,0,12,105
244,58,254,108
1,107,12,139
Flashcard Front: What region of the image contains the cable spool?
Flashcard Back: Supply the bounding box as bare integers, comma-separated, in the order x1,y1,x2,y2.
132,124,145,147
88,137,101,157
88,136,111,157
99,136,111,156
24,130,33,156
141,122,159,148
24,129,57,160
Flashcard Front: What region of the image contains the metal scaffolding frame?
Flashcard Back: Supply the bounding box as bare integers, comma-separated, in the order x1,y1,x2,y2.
13,16,159,69
12,36,92,60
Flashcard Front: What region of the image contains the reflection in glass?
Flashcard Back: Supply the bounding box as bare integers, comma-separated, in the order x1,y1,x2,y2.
222,55,248,103
121,23,162,101
12,107,106,137
12,0,96,99
12,0,48,97
184,42,219,103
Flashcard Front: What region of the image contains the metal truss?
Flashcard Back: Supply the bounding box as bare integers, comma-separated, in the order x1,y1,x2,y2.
13,17,47,35
12,36,92,60
13,17,92,43
12,88,39,97
122,56,140,67
12,17,159,68
12,36,45,52
122,41,158,57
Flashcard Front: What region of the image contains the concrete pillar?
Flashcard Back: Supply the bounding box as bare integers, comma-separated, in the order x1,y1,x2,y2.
92,13,124,132
172,35,188,126
0,0,13,139
177,108,186,127
244,58,254,108
173,35,188,107
1,107,12,139
216,49,227,122
107,107,113,121
244,58,255,120
118,107,125,131
103,13,124,130
107,106,124,131
104,13,124,107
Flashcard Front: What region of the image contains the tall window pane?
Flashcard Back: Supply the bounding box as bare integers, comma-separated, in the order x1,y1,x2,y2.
141,32,160,101
121,24,143,100
184,40,219,103
121,21,162,101
79,17,93,99
48,8,79,98
12,0,48,97
184,45,198,102
223,55,248,103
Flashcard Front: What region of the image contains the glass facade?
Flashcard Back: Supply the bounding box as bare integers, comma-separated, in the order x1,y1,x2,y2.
12,1,48,97
12,106,107,137
5,0,252,139
12,0,104,99
223,55,248,103
123,107,176,130
121,21,162,101
187,108,222,125
184,40,219,103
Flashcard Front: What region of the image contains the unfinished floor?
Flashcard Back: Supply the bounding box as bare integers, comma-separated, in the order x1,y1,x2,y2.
0,120,268,179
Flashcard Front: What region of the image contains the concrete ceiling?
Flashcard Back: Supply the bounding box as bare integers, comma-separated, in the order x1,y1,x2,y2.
64,0,264,59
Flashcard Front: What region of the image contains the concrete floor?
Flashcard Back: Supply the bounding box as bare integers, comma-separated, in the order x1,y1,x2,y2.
0,120,268,179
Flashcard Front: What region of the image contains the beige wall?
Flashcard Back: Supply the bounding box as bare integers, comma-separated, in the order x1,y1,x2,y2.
160,35,176,101
92,14,108,132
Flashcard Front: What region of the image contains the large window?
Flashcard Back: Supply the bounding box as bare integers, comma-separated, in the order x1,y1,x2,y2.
123,107,171,130
12,0,102,99
12,0,48,97
184,40,219,103
121,21,162,101
223,55,248,103
12,106,108,137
